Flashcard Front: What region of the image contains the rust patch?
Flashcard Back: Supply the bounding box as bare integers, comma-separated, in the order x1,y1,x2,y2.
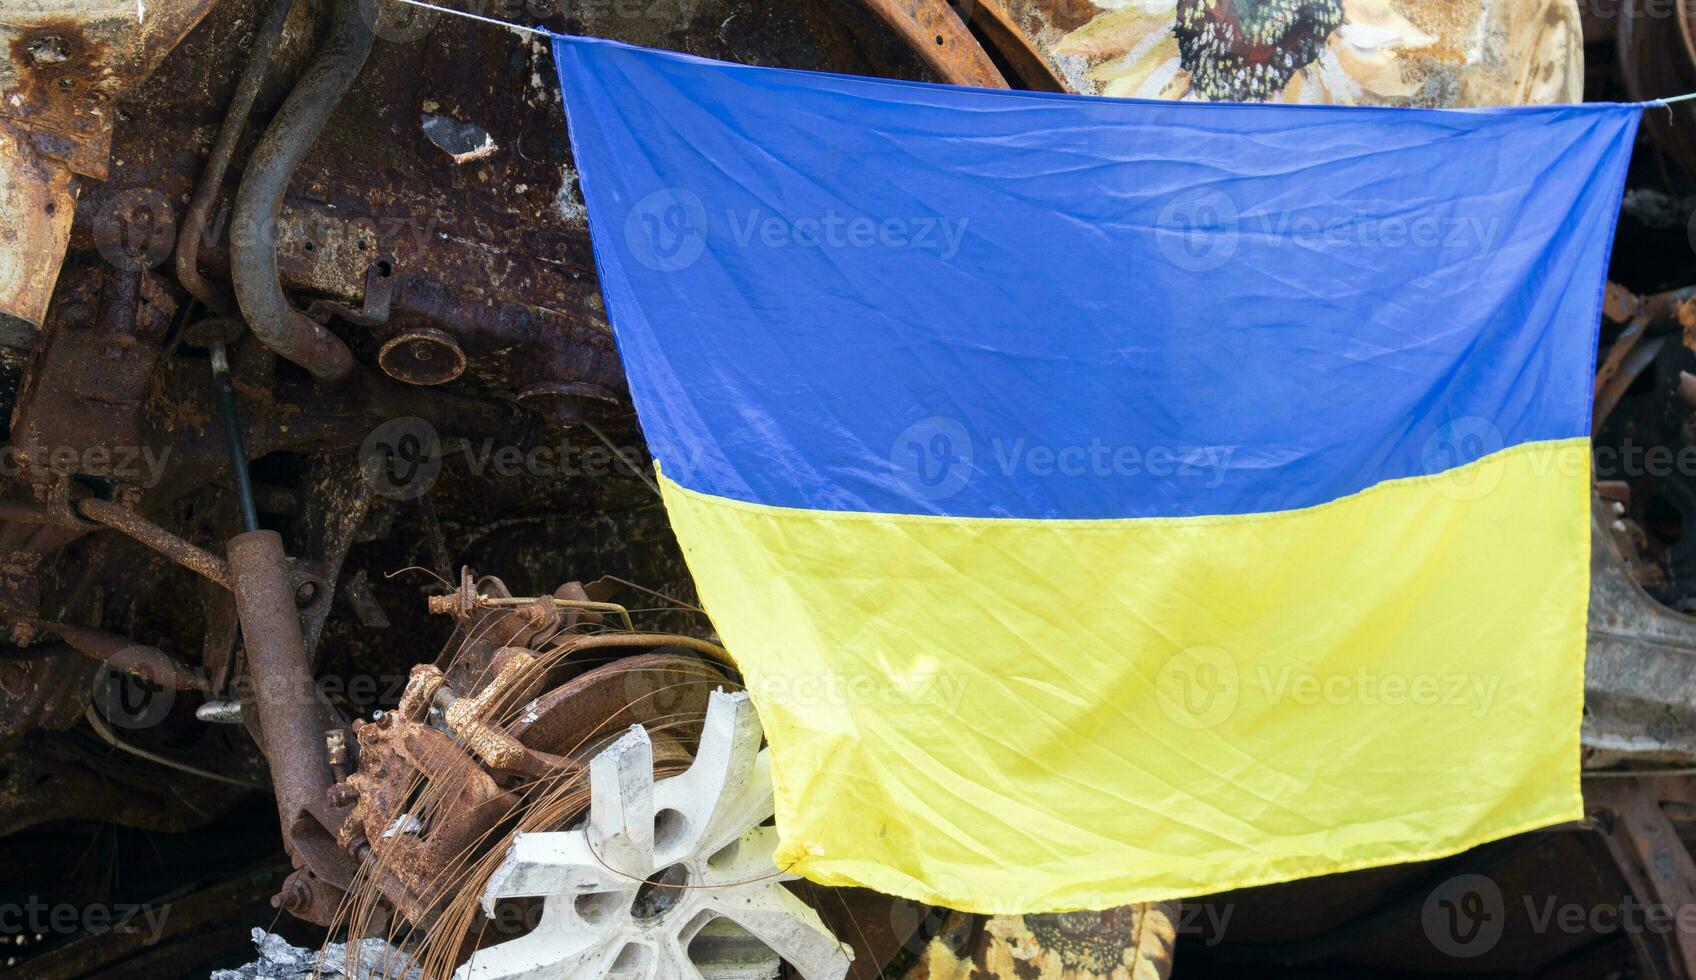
905,905,1178,980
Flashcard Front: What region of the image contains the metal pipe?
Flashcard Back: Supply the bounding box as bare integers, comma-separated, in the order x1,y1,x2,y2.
33,620,208,691
0,500,89,527
230,0,373,382
76,498,234,589
175,0,299,316
211,344,261,533
228,529,336,839
550,632,738,669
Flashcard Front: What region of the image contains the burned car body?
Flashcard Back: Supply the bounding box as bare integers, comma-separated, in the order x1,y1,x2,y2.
0,0,1690,977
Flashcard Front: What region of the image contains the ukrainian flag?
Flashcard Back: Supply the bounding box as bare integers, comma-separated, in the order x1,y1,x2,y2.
552,35,1640,912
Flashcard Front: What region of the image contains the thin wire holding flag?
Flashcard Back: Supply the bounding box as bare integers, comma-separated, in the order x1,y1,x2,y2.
380,0,1696,108
386,0,554,36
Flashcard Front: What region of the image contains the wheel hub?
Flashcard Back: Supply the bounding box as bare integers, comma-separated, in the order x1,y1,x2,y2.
454,690,853,980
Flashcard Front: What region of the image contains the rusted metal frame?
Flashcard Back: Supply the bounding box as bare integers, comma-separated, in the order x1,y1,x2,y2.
954,0,1065,91
75,497,233,589
1585,778,1696,980
0,499,88,527
29,619,206,691
1592,286,1696,434
0,2,219,334
230,0,374,382
1596,331,1667,436
294,455,376,661
1583,495,1696,765
844,0,1010,87
135,362,529,507
374,273,626,421
2,370,521,592
175,0,299,317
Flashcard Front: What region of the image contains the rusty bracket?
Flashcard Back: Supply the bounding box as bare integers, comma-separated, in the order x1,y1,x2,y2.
77,497,233,589
1587,778,1696,980
953,0,1065,90
303,253,399,328
842,0,1009,87
441,650,535,772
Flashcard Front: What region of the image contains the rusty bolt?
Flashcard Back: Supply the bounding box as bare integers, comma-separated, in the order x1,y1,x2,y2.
327,782,358,807
271,876,312,914
325,728,348,765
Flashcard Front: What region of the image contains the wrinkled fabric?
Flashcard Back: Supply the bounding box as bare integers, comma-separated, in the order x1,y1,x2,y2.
551,34,1638,911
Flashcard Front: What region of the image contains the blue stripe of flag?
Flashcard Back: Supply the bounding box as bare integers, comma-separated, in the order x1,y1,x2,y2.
554,36,1637,520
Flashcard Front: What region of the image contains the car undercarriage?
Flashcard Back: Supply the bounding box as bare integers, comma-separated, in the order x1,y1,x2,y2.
1,0,1696,977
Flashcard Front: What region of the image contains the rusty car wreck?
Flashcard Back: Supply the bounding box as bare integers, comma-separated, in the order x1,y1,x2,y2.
0,0,1694,977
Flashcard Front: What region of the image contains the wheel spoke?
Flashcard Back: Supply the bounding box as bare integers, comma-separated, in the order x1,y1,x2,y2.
653,932,711,980
589,724,657,876
453,916,613,980
705,886,852,980
480,833,628,913
699,826,796,886
657,690,762,861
